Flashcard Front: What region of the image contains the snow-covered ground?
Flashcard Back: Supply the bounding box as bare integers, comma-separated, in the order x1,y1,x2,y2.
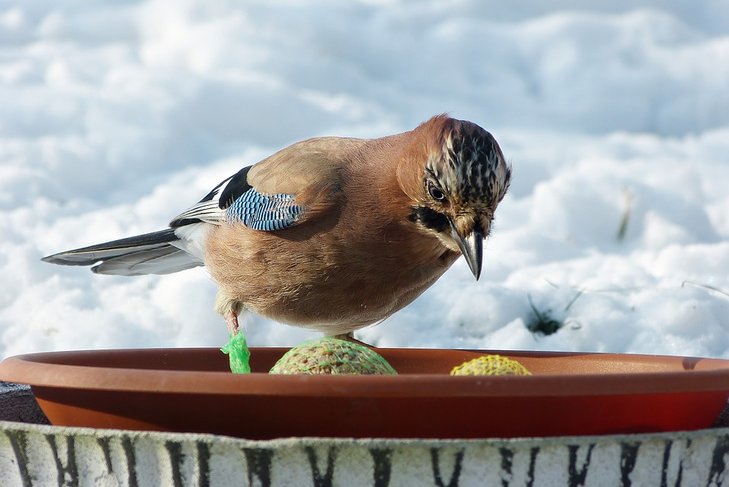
2,1,729,359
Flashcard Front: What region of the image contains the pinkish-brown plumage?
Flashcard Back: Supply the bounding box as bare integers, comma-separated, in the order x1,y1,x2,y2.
42,115,511,338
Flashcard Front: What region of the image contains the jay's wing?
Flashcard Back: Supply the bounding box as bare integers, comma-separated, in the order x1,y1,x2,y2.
170,137,364,232
43,137,364,275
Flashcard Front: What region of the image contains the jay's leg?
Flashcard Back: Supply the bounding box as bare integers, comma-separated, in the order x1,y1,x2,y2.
334,332,372,348
224,310,240,336
215,291,243,336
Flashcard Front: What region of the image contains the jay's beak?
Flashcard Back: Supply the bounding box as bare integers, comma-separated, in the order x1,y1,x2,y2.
451,222,483,280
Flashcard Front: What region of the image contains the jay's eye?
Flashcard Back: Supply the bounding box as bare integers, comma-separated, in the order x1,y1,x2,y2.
428,181,446,202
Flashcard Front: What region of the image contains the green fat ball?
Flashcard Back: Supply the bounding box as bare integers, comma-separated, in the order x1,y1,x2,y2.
270,337,397,375
450,354,531,376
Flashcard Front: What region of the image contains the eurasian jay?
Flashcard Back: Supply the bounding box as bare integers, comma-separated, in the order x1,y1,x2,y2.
43,115,511,339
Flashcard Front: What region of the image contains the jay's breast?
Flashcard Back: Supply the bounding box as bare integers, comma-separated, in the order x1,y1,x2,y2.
252,247,458,332
205,223,458,332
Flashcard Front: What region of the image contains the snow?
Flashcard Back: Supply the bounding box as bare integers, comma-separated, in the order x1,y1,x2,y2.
1,1,729,359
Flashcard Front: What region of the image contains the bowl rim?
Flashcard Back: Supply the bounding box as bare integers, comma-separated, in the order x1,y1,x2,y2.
2,347,729,398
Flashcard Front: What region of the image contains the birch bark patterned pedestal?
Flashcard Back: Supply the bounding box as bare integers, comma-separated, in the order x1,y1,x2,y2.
1,421,729,486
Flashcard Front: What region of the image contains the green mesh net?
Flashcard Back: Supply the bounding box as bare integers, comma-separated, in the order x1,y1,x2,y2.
221,332,251,374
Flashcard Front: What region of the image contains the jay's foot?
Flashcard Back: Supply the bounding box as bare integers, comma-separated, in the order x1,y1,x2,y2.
334,333,373,348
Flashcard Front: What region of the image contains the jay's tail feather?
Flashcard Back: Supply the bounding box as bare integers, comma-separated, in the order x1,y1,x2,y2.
42,229,203,276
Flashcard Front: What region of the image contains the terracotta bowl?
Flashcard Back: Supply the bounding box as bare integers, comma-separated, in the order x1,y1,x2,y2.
1,347,728,439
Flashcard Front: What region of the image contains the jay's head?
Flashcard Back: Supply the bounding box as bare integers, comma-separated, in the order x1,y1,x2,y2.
401,115,511,280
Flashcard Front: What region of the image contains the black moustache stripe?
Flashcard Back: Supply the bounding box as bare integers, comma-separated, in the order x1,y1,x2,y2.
408,206,450,233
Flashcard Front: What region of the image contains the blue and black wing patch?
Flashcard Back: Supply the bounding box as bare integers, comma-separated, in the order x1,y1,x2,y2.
169,164,304,232
220,165,304,231
226,189,303,231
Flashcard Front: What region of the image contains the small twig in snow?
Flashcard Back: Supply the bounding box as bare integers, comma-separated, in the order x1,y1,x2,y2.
616,188,633,242
681,280,729,300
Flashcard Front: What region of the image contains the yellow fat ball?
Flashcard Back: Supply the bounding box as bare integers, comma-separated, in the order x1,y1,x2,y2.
450,355,531,376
